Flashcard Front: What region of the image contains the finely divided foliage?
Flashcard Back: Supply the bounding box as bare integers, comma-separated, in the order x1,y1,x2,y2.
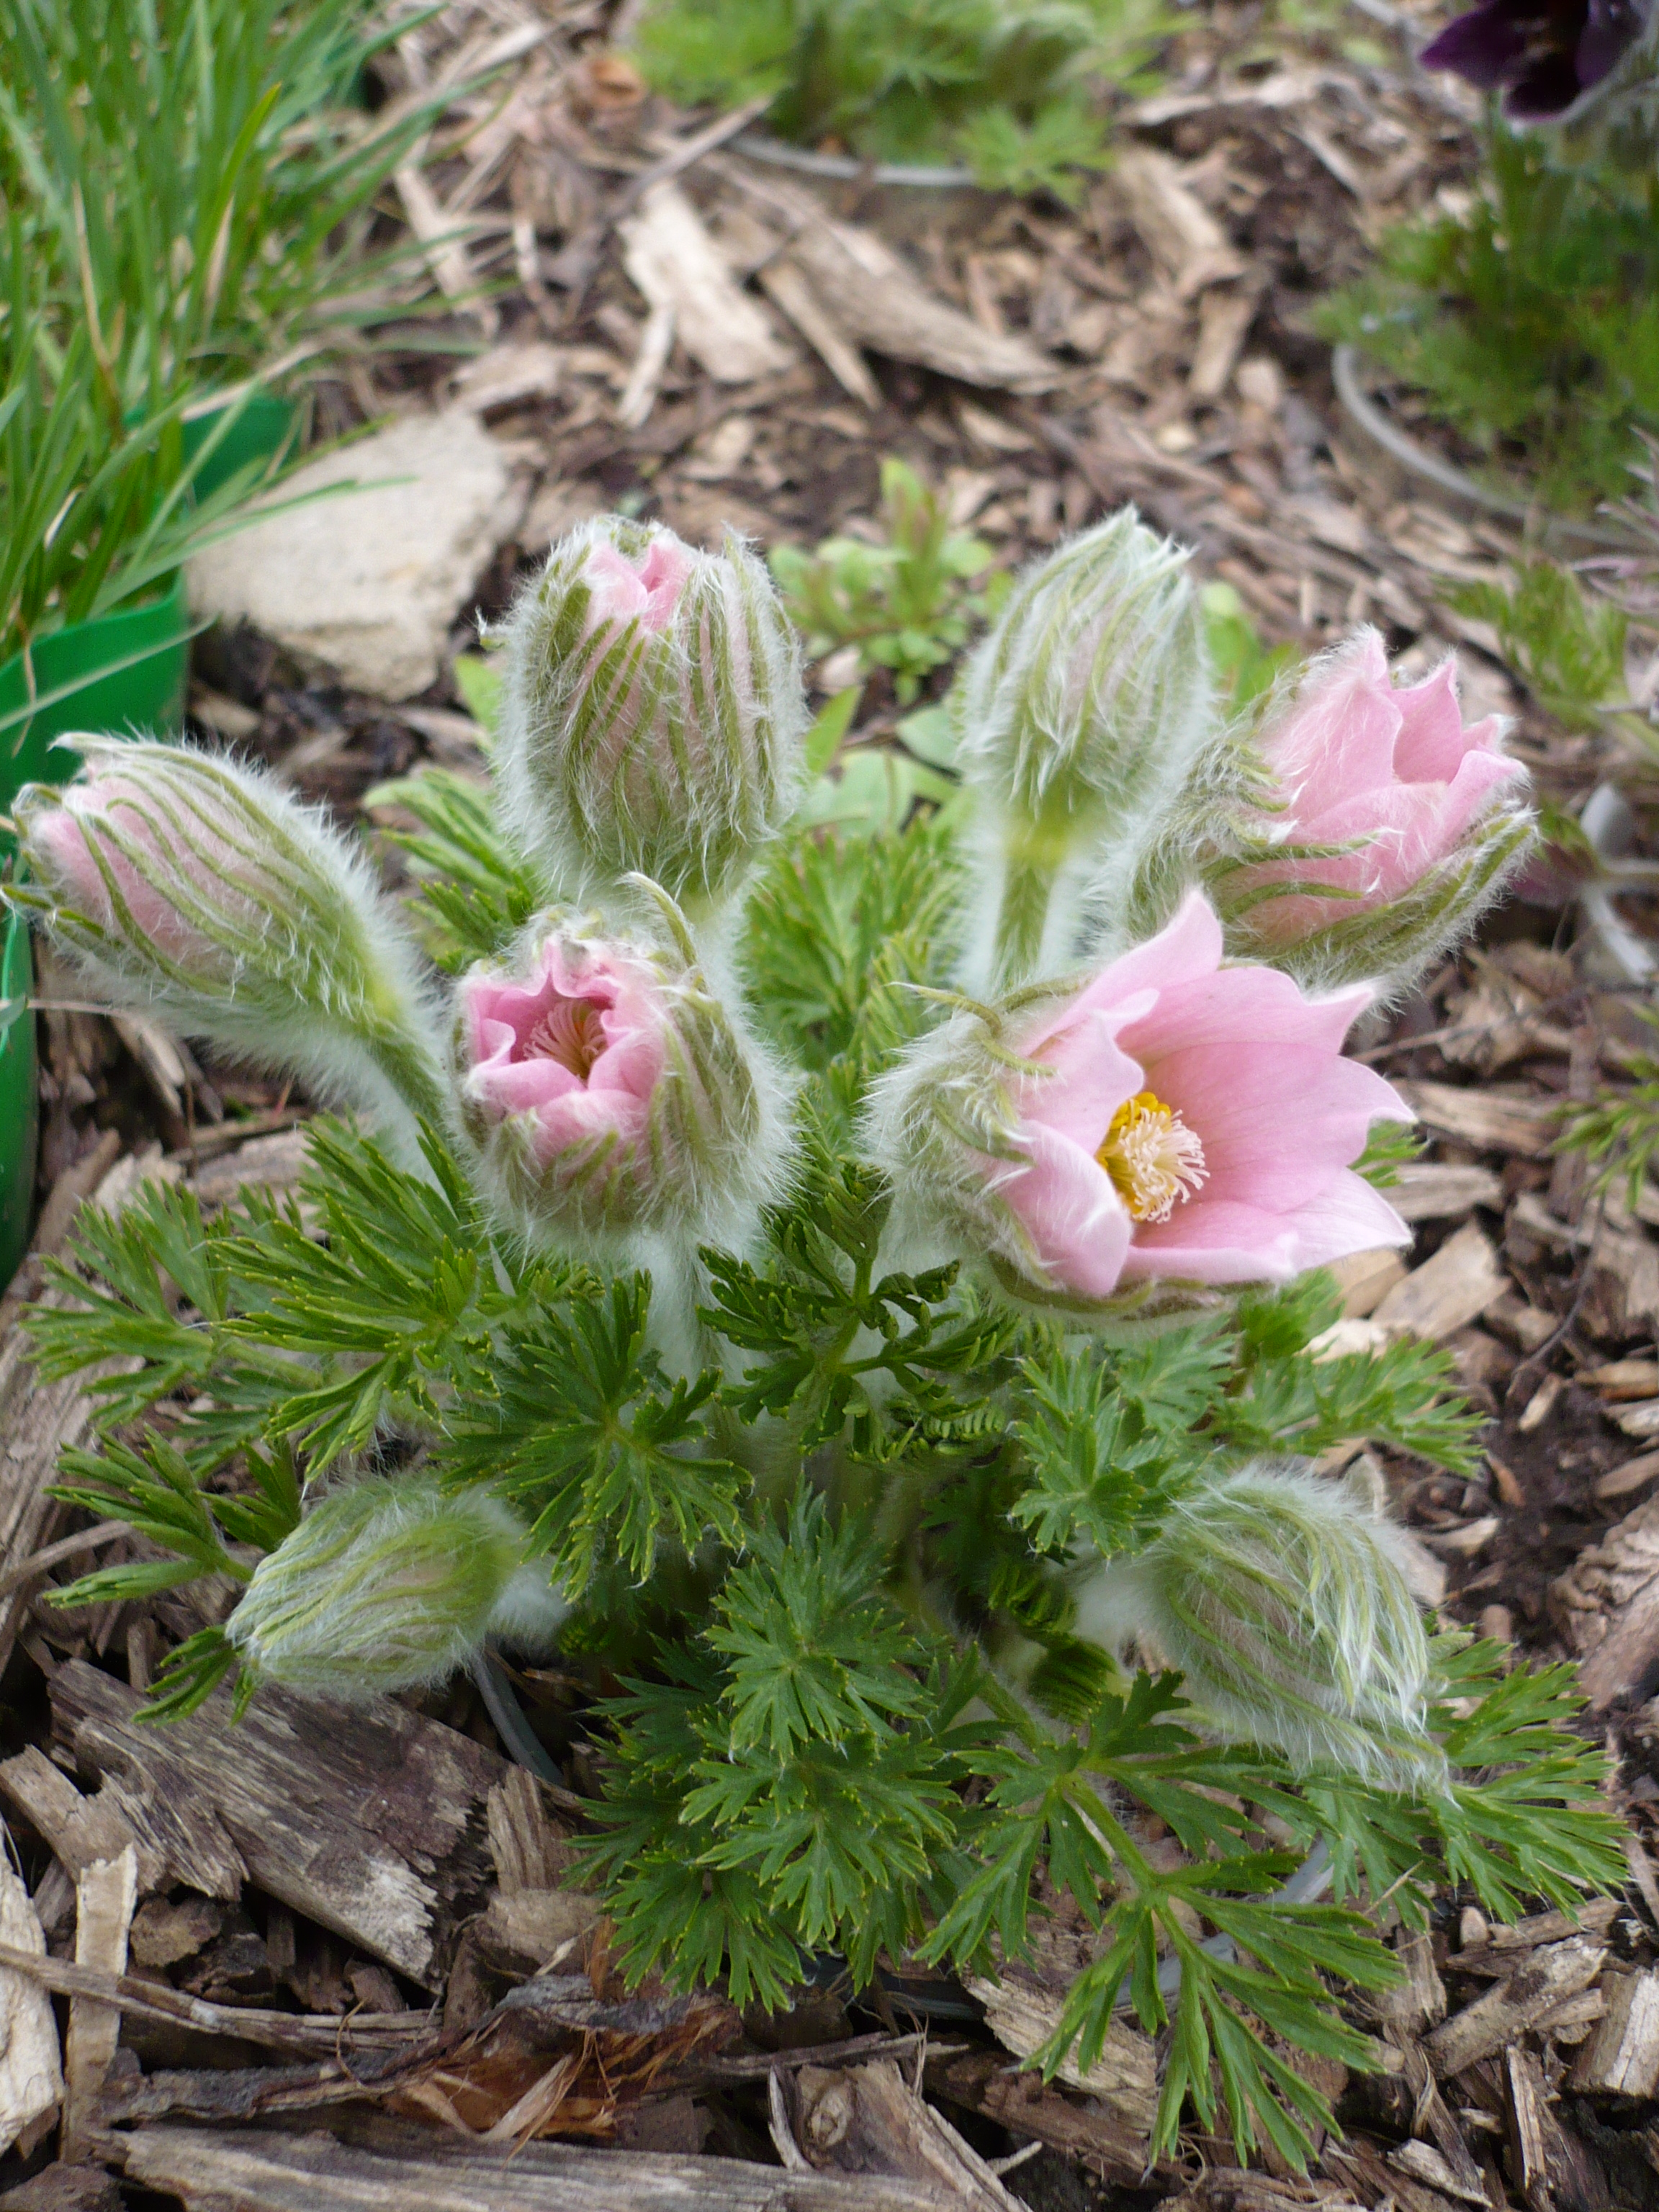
11,511,1619,2165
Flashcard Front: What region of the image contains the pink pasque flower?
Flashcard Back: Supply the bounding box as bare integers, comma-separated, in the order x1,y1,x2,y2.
995,891,1408,1298
1235,630,1526,943
459,939,668,1170
32,766,240,961
584,536,694,634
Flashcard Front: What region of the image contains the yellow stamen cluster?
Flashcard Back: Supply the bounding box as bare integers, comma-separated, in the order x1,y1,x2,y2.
1097,1089,1208,1224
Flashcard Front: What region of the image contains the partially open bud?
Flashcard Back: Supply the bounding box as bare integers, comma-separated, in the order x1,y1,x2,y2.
497,517,807,910
953,510,1221,989
1210,632,1534,997
1074,1461,1442,1787
11,741,443,1145
866,891,1407,1313
450,897,790,1251
226,1479,563,1699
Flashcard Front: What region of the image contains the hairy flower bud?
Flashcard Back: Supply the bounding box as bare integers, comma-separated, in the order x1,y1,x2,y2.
1074,1461,1441,1786
12,741,443,1145
952,510,1222,989
1212,632,1534,997
450,896,790,1251
866,891,1407,1313
497,516,807,910
226,1479,563,1699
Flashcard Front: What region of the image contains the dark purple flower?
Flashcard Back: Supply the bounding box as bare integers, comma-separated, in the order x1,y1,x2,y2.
1420,0,1649,116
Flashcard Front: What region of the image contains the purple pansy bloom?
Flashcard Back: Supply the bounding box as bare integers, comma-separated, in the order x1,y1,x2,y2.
1420,0,1649,116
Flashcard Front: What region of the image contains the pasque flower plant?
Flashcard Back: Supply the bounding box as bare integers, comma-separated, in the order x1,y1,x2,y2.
14,509,1621,2164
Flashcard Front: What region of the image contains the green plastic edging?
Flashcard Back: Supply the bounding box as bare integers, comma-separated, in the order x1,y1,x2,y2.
0,572,192,850
0,390,298,1288
184,392,302,502
0,912,37,1289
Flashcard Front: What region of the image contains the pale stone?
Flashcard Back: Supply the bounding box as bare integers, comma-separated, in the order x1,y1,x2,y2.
189,409,529,700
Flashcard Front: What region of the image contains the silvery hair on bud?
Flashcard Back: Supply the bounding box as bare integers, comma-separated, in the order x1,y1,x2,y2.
951,509,1224,988
451,904,799,1269
1073,1458,1444,1789
12,739,444,1158
495,517,807,914
226,1478,565,1700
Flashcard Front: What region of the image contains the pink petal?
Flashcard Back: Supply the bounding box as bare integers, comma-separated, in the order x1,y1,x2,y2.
1146,1043,1407,1211
1121,963,1372,1066
997,1122,1133,1299
1389,658,1472,782
1265,633,1402,822
1063,891,1223,1024
1019,1004,1149,1153
1120,1169,1407,1283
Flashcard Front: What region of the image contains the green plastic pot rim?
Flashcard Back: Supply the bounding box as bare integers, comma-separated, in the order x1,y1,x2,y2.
1332,342,1647,556
0,600,204,747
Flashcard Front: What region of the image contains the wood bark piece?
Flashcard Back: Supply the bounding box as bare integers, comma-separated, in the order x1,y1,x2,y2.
1569,1969,1659,2096
51,1658,505,1990
0,1743,244,1902
1390,1163,1505,1222
61,1845,135,2159
1552,1492,1659,1710
924,2049,1155,2190
1394,1081,1559,1157
1371,1222,1504,1343
1423,1936,1606,2075
966,1973,1156,2136
1372,1928,1446,2033
117,2120,976,2208
0,1937,425,2061
782,222,1056,395
621,181,794,385
0,1827,61,2159
0,1314,114,1677
1505,2045,1611,2212
1111,149,1248,297
792,2059,1022,2208
759,257,882,408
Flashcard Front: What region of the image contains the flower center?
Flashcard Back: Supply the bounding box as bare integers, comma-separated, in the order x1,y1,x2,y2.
1096,1090,1208,1224
523,996,608,1080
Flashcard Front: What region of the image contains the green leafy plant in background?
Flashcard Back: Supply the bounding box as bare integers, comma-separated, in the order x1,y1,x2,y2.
629,0,1169,196
0,0,464,408
0,231,312,680
1319,125,1659,514
770,459,1006,703
1443,559,1655,763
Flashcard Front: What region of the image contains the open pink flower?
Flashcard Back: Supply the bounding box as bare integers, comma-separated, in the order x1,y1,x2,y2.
459,940,668,1170
994,891,1408,1297
1234,630,1526,943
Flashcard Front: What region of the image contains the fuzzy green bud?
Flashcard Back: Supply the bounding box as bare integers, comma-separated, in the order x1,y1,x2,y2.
497,516,806,911
1075,1460,1442,1787
450,894,792,1254
226,1479,562,1698
11,740,444,1146
953,509,1221,989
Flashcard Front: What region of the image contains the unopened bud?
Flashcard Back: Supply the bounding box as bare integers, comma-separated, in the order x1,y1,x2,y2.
953,510,1221,987
12,741,443,1141
497,517,806,909
226,1479,562,1698
1075,1460,1441,1786
1210,632,1534,997
450,896,790,1249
